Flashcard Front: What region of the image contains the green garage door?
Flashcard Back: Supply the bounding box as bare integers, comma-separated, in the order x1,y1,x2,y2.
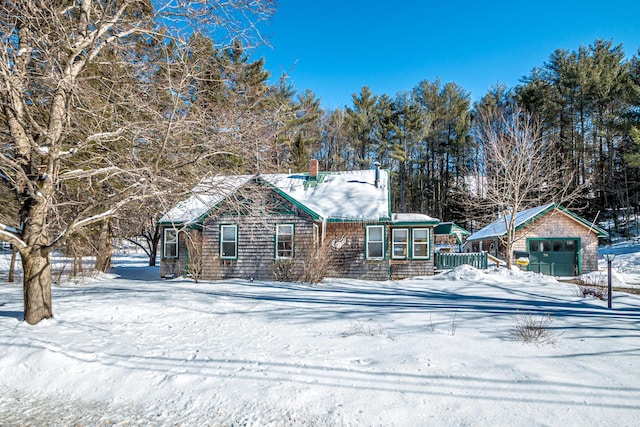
527,239,579,276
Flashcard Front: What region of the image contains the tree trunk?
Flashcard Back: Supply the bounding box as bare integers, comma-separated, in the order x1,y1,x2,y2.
22,249,53,325
148,247,157,267
8,246,18,283
73,256,83,277
148,223,161,267
95,219,112,273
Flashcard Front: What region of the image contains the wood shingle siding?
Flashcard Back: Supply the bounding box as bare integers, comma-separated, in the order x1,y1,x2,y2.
158,165,440,281
201,210,315,281
467,207,605,275
160,227,188,278
511,211,600,273
325,223,435,280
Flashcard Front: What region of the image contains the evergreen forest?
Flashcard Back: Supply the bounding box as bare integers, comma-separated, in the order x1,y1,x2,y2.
259,39,640,236
1,1,638,324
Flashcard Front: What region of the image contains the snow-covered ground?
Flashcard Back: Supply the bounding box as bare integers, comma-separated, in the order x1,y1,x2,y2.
0,248,639,426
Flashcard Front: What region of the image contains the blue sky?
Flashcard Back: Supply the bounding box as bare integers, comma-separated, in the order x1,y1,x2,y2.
255,1,640,109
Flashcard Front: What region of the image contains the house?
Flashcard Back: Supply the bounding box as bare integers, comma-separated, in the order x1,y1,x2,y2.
464,204,608,276
434,222,470,252
159,160,440,281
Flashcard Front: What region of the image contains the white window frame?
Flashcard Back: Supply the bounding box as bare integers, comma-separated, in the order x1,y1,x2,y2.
366,225,385,260
392,228,409,259
163,228,178,258
220,224,238,259
276,224,294,259
412,228,430,259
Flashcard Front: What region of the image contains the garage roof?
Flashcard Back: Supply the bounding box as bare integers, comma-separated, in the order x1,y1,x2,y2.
467,204,609,241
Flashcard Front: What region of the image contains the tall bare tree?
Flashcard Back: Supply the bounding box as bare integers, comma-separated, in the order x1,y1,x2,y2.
472,103,581,268
0,0,276,324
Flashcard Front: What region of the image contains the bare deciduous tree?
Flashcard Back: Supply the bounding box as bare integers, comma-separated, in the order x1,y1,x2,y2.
0,0,276,324
472,104,582,268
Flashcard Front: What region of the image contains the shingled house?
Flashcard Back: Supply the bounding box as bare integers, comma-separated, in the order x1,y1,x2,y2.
465,204,608,276
159,160,439,281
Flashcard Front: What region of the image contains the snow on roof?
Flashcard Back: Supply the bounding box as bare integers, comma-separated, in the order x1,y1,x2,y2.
160,168,393,224
466,203,555,241
263,169,390,221
159,175,253,225
392,213,439,224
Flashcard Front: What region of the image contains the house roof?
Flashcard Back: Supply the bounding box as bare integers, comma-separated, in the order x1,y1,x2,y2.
158,175,253,225
391,213,439,226
159,168,397,225
434,222,470,245
466,203,609,242
262,169,391,222
434,222,470,236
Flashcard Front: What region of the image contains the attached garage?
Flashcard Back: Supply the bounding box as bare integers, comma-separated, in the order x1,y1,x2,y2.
465,204,608,276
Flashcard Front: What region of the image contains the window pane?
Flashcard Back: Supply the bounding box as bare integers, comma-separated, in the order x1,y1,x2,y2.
165,242,177,258
393,244,406,257
369,226,382,242
280,224,293,235
392,229,408,258
368,242,383,258
222,241,236,258
413,229,428,242
394,229,408,242
164,230,178,258
277,225,294,258
552,240,564,252
367,226,384,259
223,226,236,241
221,226,237,258
412,229,429,259
414,243,428,258
565,240,576,252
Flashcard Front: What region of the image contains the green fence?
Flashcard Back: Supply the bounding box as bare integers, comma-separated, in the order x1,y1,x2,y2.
436,252,488,270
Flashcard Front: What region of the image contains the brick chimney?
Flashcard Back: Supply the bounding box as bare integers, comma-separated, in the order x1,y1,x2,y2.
309,159,319,179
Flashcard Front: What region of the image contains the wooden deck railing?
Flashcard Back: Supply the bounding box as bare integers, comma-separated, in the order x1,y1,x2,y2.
436,252,488,270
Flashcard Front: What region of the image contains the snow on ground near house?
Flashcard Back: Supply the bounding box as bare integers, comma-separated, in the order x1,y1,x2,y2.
0,251,639,426
593,241,640,287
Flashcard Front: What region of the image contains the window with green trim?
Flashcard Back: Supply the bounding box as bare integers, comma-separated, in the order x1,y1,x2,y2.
392,228,408,259
220,224,238,259
163,228,178,258
276,224,294,259
366,225,385,260
412,228,430,259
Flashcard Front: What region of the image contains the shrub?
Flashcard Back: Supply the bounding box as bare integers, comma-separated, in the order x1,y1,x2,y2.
272,243,335,283
272,259,294,282
576,274,608,300
184,230,203,283
341,320,394,340
302,243,335,284
511,312,558,345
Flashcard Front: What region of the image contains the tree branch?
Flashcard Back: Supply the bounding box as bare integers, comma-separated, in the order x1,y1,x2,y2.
0,223,26,250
